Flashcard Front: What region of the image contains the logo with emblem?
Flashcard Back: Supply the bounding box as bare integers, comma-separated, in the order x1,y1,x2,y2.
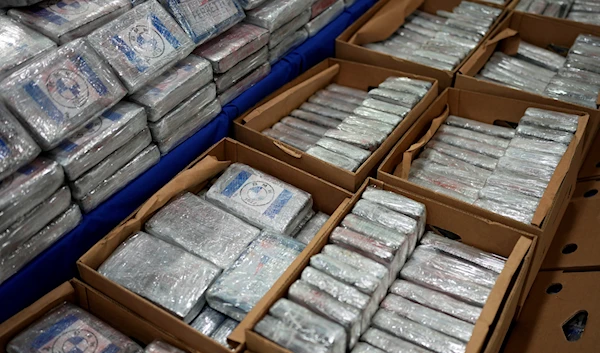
47,0,90,16
51,329,98,353
240,181,275,206
129,25,165,59
46,69,89,109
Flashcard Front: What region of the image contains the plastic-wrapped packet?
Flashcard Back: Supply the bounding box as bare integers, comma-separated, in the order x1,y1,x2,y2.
452,6,497,21
414,47,463,66
0,106,40,180
395,28,430,44
327,83,369,99
352,343,386,353
291,109,342,128
569,41,600,60
564,53,600,75
306,146,361,171
215,47,268,93
444,115,514,139
341,214,409,262
309,94,360,114
156,100,221,154
489,52,557,83
0,204,81,285
316,137,371,163
478,65,547,95
434,32,478,50
7,302,142,353
438,125,510,149
557,67,600,87
361,98,411,117
269,29,308,64
0,38,126,150
362,327,433,353
433,132,506,158
146,192,260,269
474,198,534,224
49,102,146,181
459,1,502,16
190,306,226,336
371,310,467,353
321,244,389,288
478,185,540,213
99,231,222,323
352,107,403,126
379,79,430,98
420,41,470,61
291,208,316,237
302,102,351,121
485,171,548,198
272,122,321,144
515,40,566,71
312,0,339,17
87,0,195,93
144,341,185,353
219,62,271,105
246,0,312,31
210,318,238,349
408,174,477,204
574,33,600,48
381,294,475,342
408,53,457,71
341,116,394,135
368,88,421,109
425,141,498,171
264,128,314,151
570,1,600,12
496,156,556,182
129,55,213,121
508,136,567,156
324,129,380,151
8,0,131,44
411,158,488,189
317,89,366,106
504,146,563,167
304,0,344,36
280,117,328,137
383,36,426,51
255,315,329,353
0,158,63,233
309,253,383,297
437,26,482,43
420,149,492,178
269,9,311,49
79,145,159,212
402,23,436,38
544,81,599,109
150,83,217,141
336,123,387,145
568,12,600,25
408,16,445,32
206,231,305,320
295,212,328,244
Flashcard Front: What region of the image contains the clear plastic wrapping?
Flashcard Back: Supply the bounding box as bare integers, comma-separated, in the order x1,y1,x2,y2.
433,132,506,158
129,55,213,121
368,88,420,108
321,244,389,289
205,163,313,235
255,315,329,353
420,149,492,178
306,146,361,171
219,62,271,105
504,146,562,167
0,204,81,285
190,306,226,336
352,107,403,126
309,253,382,296
351,343,386,353
408,169,479,204
304,0,344,37
343,116,394,135
323,129,380,151
515,41,565,72
0,38,127,150
272,122,320,145
327,83,369,100
8,0,131,44
206,231,305,320
270,9,311,49
522,107,579,133
79,144,159,212
496,156,556,182
508,136,567,156
361,327,432,353
557,67,600,87
425,141,498,171
245,0,313,31
210,318,238,349
264,128,314,151
336,123,386,144
145,192,260,269
486,169,548,198
291,110,341,128
99,231,222,322
49,101,147,180
474,198,534,224
478,185,540,213
361,99,411,117
488,52,556,83
7,302,142,353
543,76,600,109
316,137,371,163
145,341,185,353
341,214,409,261
87,0,195,93
282,116,328,136
215,47,268,93
438,125,510,149
309,95,360,114
302,102,351,121
269,29,308,64
317,89,366,106
568,12,600,25
411,159,488,189
295,212,328,244
330,227,399,271
379,79,429,99
0,105,41,180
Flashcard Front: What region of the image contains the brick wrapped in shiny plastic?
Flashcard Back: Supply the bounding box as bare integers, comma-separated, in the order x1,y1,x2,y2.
191,306,226,336
496,156,556,182
99,231,222,322
269,29,308,64
361,328,431,353
219,62,271,105
301,102,350,121
352,343,386,353
342,116,394,135
321,244,389,289
205,163,313,235
210,318,238,349
516,40,566,71
425,141,498,171
478,186,540,214
263,128,314,151
49,101,147,180
272,122,320,145
420,149,493,178
7,302,143,353
368,88,420,109
255,315,330,353
206,231,305,320
361,98,411,117
505,143,564,168
79,145,159,212
521,108,579,133
270,9,310,48
304,0,344,37
485,170,548,198
409,169,479,204
336,121,387,143
146,192,260,269
215,47,269,93
323,129,380,151
290,109,341,129
433,132,506,159
295,212,328,244
8,0,131,44
379,79,429,99
0,105,40,180
0,204,81,285
0,38,127,150
246,0,313,31
474,198,534,224
130,55,213,121
281,117,328,136
316,138,371,164
412,159,488,189
87,0,195,93
309,94,360,114
438,125,510,149
144,341,185,353
306,146,361,171
352,107,403,126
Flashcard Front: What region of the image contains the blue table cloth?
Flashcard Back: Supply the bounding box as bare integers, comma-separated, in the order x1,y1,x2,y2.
0,0,376,322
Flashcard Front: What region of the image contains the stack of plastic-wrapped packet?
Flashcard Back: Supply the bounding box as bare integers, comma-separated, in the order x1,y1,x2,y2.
245,0,312,64
130,54,220,154
194,23,271,106
407,108,577,224
304,0,345,38
254,187,427,352
98,163,330,349
515,0,600,26
363,3,502,71
261,77,432,172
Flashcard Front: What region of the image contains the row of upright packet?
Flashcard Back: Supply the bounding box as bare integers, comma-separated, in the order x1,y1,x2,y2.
515,0,600,26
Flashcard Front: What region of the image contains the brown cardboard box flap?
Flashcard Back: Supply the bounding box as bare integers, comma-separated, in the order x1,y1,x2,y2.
485,28,518,47
273,140,303,158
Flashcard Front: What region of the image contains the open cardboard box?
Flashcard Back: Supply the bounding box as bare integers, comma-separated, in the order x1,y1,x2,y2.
233,59,438,192
506,0,600,33
0,279,193,353
244,178,534,353
503,270,598,352
456,11,600,154
76,138,353,353
577,130,600,180
335,0,508,90
377,88,590,312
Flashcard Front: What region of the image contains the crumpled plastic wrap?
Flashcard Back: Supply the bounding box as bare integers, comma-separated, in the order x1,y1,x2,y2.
263,128,314,151
304,0,344,37
246,0,312,31
129,55,213,121
190,306,226,336
309,94,360,114
521,108,579,133
361,327,432,353
309,253,383,297
269,29,308,64
338,123,386,144
0,105,41,180
146,192,260,269
288,280,362,349
381,294,475,342
254,315,329,353
8,0,131,44
79,145,159,212
215,47,268,93
321,244,389,288
368,88,421,109
379,81,429,100
485,170,548,198
323,129,380,151
0,158,63,233
425,141,498,171
87,0,195,94
301,102,350,121
438,125,510,149
206,231,304,320
269,298,348,353
0,204,81,285
210,318,238,349
295,211,328,244
205,163,313,235
0,38,127,150
290,109,341,129
496,156,556,182
316,137,371,163
371,310,467,353
544,79,599,109
306,146,361,171
194,23,269,74
99,231,222,322
420,149,492,178
352,107,403,126
433,132,506,159
412,159,488,189
361,98,411,118
351,343,386,353
49,101,146,180
281,116,328,136
474,198,534,224
478,185,540,213
219,62,271,105
508,136,567,156
270,9,310,49
292,209,315,237
516,40,566,71
409,169,479,204
159,0,245,45
342,116,394,135
71,128,151,199
144,341,185,353
6,302,143,353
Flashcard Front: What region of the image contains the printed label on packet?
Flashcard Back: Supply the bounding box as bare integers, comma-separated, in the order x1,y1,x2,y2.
179,0,239,33
32,0,103,25
0,139,10,160
32,315,119,353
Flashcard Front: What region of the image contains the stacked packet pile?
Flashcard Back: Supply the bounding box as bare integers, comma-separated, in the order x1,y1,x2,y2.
363,2,502,71
407,108,577,224
254,186,428,352
477,34,600,109
262,77,432,172
98,163,330,349
515,0,600,26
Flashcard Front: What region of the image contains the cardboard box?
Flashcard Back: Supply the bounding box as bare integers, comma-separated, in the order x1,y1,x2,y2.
77,138,353,353
503,270,598,352
245,178,533,353
0,279,193,353
506,0,600,33
233,59,438,192
335,0,507,90
377,88,590,311
577,130,600,180
542,179,600,270
456,11,600,153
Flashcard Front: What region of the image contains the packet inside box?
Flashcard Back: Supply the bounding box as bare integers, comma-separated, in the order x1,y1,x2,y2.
235,60,438,192
76,138,352,353
245,178,533,353
335,0,506,89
